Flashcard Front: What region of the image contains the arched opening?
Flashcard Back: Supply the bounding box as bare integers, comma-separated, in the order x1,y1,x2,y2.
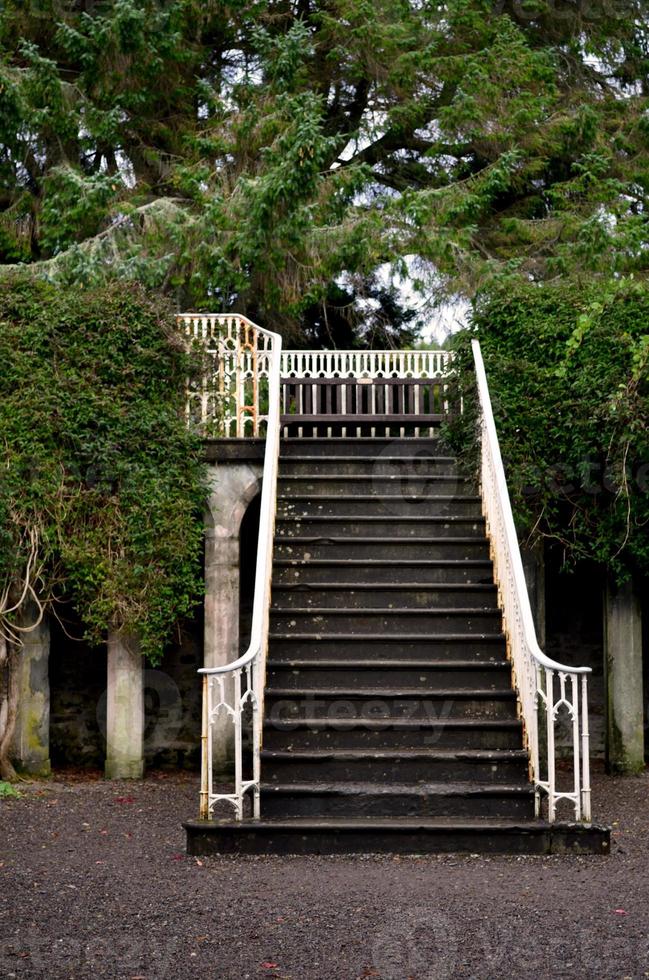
49,605,204,774
49,609,106,772
239,492,261,654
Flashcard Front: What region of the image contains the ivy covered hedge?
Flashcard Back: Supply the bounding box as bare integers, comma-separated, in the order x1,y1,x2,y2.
0,277,206,662
448,279,649,578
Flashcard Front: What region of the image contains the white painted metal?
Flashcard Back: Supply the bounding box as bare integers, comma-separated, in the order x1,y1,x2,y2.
179,313,276,437
281,349,452,437
472,339,592,823
195,316,282,819
178,326,453,438
281,349,451,380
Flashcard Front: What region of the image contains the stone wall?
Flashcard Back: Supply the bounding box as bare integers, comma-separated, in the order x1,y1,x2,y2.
49,612,203,771
545,552,606,758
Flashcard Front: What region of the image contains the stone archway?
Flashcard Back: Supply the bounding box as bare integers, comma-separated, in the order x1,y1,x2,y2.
203,461,263,771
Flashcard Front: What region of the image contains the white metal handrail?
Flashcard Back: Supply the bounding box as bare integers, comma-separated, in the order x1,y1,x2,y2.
472,339,591,822
194,315,282,820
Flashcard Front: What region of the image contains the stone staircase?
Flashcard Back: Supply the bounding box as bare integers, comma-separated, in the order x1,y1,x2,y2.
185,437,607,855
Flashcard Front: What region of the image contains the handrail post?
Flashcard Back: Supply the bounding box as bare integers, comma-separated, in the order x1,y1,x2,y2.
199,673,209,820
581,674,592,822
233,669,243,819
571,673,582,821
546,668,556,822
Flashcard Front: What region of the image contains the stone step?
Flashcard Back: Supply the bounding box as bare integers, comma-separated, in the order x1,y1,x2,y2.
279,456,460,476
271,582,498,610
265,660,512,690
269,607,502,635
261,748,529,784
185,817,611,856
272,558,495,585
275,516,486,539
264,688,518,722
267,633,506,661
276,494,483,518
262,717,524,751
259,781,535,819
278,474,470,495
237,436,545,853
280,438,449,458
274,537,490,561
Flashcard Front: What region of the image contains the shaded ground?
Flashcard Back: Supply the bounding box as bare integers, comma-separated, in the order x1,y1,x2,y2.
0,768,646,980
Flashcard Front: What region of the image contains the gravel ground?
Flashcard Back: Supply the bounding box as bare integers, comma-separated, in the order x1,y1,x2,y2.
0,768,646,980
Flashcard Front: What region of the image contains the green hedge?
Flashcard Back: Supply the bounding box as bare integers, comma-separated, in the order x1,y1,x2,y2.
0,277,207,662
447,279,649,578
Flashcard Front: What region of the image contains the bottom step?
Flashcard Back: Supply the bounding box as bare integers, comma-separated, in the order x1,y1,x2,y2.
184,817,610,856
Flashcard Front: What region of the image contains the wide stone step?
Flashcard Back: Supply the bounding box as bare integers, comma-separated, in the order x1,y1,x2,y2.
268,633,506,661
279,438,449,458
275,516,486,539
279,456,460,477
271,582,498,610
274,537,490,561
259,781,535,819
264,689,518,722
272,558,494,585
269,607,502,634
278,474,470,495
262,748,529,784
266,660,512,690
185,817,611,856
276,494,483,518
262,717,524,751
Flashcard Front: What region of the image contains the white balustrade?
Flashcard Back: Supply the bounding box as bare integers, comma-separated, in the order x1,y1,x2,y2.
179,313,276,437
178,320,453,438
282,348,451,380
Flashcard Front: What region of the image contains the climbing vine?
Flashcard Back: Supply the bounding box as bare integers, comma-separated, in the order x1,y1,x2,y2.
0,276,207,777
446,278,649,579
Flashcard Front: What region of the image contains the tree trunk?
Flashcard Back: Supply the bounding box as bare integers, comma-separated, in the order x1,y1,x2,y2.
0,635,19,781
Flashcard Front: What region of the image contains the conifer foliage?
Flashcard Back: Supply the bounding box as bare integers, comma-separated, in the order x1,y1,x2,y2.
1,0,647,334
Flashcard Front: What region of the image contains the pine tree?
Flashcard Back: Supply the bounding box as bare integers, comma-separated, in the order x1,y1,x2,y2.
1,1,647,338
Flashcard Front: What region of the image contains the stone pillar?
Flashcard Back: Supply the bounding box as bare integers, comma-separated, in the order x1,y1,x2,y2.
604,575,644,774
105,632,144,779
204,462,261,772
12,605,51,777
521,540,546,648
